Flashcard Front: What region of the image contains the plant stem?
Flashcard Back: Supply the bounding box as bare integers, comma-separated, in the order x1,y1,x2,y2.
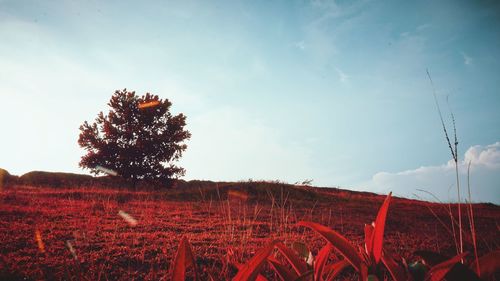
454,160,463,259
426,69,463,259
467,161,480,275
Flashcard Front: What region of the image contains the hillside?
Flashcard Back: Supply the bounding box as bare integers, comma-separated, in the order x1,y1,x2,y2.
0,169,499,280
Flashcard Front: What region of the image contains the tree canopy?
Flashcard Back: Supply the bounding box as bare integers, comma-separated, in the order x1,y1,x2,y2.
78,89,191,186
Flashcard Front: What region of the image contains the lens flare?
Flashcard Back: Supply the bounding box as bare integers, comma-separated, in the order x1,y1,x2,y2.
35,229,45,253
66,241,77,260
228,190,248,202
138,100,160,109
118,210,138,227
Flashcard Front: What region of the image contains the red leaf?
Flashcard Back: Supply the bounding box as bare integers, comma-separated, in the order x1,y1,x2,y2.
472,250,500,279
293,270,314,281
314,243,332,281
233,240,278,281
359,263,368,281
233,263,269,281
426,252,468,281
268,256,299,281
364,224,374,256
297,221,364,272
371,192,392,263
256,275,269,281
171,236,198,281
381,250,407,281
276,242,309,275
324,260,350,281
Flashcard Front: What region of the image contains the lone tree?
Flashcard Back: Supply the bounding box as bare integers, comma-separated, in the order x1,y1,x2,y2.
78,89,191,186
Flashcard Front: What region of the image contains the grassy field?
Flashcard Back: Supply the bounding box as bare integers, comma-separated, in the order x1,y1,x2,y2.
0,181,498,280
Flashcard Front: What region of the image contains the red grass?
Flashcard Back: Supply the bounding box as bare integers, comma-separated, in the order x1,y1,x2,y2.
0,185,498,280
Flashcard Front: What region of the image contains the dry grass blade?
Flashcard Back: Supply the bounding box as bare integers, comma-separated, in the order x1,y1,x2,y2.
171,236,198,281
233,240,278,281
268,256,299,281
414,190,458,244
427,69,463,259
314,243,332,281
426,69,456,164
381,250,407,281
466,161,480,275
276,242,309,275
324,260,350,281
472,250,500,279
297,221,363,272
426,252,468,281
372,192,391,263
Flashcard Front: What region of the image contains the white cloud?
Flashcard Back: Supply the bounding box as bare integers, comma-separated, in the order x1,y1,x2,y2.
360,142,500,204
335,67,349,83
464,142,500,169
294,41,306,50
416,23,432,32
461,52,472,65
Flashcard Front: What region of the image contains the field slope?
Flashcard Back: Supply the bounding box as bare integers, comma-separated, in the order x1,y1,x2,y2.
0,175,498,280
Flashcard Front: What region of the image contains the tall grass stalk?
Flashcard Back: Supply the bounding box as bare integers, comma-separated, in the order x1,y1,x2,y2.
467,161,480,275
426,69,463,259
414,190,459,251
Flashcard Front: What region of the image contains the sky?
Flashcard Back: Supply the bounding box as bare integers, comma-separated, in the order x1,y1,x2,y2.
0,0,499,203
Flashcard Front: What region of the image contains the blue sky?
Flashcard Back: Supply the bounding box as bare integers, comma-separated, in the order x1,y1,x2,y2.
1,0,499,203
